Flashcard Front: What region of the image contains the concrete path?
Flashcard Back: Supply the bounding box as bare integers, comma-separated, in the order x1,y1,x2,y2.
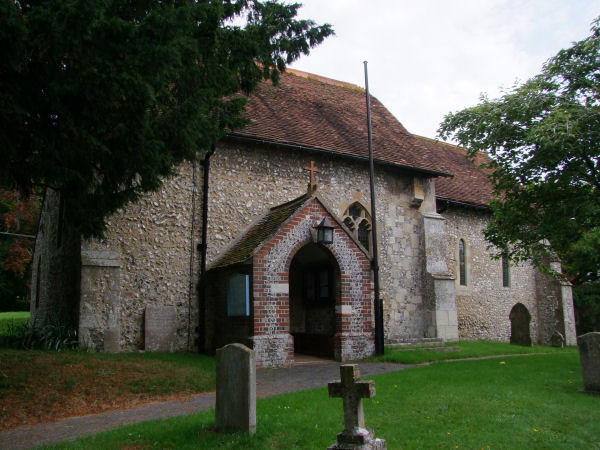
0,359,410,449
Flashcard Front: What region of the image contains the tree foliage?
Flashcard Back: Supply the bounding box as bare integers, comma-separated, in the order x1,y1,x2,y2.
0,190,40,310
438,18,600,285
1,0,333,237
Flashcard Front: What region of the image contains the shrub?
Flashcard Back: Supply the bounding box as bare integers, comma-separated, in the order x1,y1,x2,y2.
1,324,79,351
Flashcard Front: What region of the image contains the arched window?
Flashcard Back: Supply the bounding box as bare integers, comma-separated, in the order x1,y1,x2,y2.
458,239,467,286
502,254,510,287
342,202,372,252
357,220,371,251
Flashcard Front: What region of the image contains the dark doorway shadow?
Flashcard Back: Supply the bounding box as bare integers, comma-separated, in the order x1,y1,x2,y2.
289,243,339,358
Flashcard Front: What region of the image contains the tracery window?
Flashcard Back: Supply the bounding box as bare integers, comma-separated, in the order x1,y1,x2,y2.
342,202,372,251
458,239,467,286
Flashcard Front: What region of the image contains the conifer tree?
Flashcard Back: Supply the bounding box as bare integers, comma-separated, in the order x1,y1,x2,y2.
1,0,333,237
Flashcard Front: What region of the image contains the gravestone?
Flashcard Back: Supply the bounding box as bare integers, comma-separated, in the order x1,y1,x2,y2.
328,364,386,449
509,303,532,346
578,332,600,393
103,328,120,353
144,305,177,352
216,343,256,434
550,330,565,348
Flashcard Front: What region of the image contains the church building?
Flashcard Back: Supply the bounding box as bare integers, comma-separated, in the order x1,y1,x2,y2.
30,69,577,367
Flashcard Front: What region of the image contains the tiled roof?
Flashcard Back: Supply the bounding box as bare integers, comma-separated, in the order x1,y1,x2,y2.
209,193,311,270
230,69,452,177
413,136,494,208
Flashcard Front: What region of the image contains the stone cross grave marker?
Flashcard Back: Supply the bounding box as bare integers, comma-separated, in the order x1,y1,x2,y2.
328,364,386,449
216,343,256,434
578,332,600,393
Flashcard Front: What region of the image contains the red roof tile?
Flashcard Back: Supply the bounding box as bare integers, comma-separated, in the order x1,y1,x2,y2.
229,69,495,207
231,69,452,176
414,136,494,208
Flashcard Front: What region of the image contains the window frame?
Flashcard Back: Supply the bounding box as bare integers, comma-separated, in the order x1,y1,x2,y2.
458,239,467,286
226,273,251,317
302,264,333,305
502,254,510,287
342,201,372,252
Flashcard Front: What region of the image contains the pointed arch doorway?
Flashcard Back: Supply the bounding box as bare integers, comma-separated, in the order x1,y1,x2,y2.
289,243,339,358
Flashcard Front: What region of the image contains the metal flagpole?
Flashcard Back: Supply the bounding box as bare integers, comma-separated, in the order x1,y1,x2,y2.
363,61,384,355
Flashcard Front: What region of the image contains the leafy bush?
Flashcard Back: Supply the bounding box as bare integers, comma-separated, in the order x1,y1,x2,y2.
574,282,600,333
1,324,79,351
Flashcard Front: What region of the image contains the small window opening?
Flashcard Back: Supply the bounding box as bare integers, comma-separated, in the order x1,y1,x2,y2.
502,254,510,287
303,266,332,303
227,273,250,316
348,205,361,220
459,239,467,286
358,220,370,251
343,202,372,252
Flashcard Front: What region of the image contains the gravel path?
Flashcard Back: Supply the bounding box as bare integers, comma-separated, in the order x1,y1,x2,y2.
0,360,410,449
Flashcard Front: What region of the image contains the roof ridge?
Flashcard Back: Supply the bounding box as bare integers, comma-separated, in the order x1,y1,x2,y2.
412,134,464,150
285,68,364,91
269,191,311,212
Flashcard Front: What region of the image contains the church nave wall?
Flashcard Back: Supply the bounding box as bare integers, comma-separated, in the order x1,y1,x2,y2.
208,141,435,343
442,206,541,343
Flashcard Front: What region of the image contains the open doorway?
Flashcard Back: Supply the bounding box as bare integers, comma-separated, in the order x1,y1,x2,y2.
289,243,339,358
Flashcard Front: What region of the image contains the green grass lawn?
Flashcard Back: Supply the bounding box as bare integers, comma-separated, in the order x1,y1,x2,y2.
0,311,29,336
48,351,599,449
371,339,571,364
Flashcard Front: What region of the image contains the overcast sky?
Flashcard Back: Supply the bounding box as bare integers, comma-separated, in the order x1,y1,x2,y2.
288,1,600,140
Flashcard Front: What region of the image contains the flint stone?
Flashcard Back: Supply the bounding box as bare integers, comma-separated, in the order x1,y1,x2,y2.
578,332,600,393
216,343,256,434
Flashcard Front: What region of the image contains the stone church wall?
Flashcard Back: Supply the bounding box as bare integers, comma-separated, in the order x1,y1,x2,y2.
77,139,444,352
442,205,541,342
207,141,432,344
80,162,202,351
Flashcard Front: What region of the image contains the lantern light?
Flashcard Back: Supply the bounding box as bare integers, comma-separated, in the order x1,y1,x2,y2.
316,217,334,244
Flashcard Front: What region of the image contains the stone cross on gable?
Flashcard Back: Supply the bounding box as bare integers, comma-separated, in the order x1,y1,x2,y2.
328,364,375,431
303,160,320,191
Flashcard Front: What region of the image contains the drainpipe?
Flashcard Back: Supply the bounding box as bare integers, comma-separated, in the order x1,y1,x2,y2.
187,160,198,351
198,144,215,353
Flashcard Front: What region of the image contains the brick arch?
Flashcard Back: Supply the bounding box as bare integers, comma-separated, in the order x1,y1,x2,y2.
284,238,342,290
288,242,341,358
250,197,374,367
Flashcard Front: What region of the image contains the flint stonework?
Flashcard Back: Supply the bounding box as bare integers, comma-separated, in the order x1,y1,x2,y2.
578,332,600,393
216,343,256,434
